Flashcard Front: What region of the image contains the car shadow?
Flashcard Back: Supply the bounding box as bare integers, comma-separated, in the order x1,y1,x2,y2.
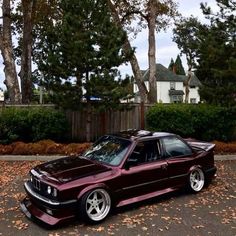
41,180,218,231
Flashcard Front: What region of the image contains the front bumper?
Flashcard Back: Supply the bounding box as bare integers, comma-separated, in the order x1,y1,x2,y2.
205,166,217,179
20,182,78,226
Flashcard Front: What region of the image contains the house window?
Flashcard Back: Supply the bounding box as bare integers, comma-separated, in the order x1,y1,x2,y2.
170,82,176,90
190,98,196,104
170,95,183,103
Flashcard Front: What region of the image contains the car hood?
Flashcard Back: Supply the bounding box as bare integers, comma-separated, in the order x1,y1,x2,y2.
33,156,110,183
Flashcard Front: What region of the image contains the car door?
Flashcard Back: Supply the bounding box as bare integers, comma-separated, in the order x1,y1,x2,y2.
117,139,168,200
161,136,195,187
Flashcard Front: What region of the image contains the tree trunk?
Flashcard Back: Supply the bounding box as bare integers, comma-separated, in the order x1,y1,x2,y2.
123,37,148,103
19,0,36,104
0,0,21,104
84,70,92,142
185,66,192,103
107,0,148,103
147,0,157,103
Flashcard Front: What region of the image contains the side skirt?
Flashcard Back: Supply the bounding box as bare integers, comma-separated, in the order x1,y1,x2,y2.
116,187,179,208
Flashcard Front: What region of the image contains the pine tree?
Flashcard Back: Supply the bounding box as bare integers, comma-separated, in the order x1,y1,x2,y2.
168,58,175,72
174,55,185,75
173,0,236,106
36,0,132,109
197,0,236,106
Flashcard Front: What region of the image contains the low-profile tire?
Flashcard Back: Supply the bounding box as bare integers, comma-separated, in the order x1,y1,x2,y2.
188,167,205,193
79,188,111,224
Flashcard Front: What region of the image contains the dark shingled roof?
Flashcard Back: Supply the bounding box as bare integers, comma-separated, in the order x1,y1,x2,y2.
142,64,201,86
190,74,202,87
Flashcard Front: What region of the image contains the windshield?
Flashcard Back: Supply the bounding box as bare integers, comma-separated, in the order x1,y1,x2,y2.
83,135,131,166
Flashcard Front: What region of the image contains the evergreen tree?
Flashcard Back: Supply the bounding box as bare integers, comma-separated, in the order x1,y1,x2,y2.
173,0,236,106
35,0,132,109
175,55,185,75
168,58,175,72
197,0,236,106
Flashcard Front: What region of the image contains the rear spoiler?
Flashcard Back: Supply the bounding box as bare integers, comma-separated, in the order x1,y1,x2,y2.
185,139,215,152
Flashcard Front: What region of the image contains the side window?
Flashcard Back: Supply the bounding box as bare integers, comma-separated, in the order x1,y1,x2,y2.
162,137,192,157
128,140,161,166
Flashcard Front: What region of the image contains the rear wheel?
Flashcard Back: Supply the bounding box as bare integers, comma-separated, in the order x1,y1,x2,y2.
188,168,205,193
80,188,111,224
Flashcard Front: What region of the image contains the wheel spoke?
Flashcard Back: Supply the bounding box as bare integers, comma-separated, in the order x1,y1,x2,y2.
94,205,101,214
87,199,94,204
87,205,94,214
93,192,98,201
97,198,105,204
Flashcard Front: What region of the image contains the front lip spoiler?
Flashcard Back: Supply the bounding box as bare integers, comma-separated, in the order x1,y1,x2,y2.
24,181,77,208
20,197,76,227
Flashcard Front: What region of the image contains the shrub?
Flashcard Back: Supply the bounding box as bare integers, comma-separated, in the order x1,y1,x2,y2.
146,104,236,141
0,140,91,155
213,141,236,154
63,143,91,155
0,108,31,143
11,142,29,155
146,104,194,137
0,108,69,143
28,108,69,142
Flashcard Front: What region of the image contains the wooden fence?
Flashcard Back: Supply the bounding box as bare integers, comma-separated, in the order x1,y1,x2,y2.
65,103,153,141
1,103,154,142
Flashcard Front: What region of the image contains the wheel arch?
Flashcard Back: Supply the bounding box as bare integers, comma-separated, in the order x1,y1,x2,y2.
77,183,111,201
188,164,203,175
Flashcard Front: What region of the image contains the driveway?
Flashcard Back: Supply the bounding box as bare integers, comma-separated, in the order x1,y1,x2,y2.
0,160,235,236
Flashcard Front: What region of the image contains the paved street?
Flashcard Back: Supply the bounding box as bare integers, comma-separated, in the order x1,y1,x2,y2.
0,160,235,236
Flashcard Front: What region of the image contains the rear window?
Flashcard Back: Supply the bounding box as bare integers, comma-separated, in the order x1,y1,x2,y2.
162,137,192,157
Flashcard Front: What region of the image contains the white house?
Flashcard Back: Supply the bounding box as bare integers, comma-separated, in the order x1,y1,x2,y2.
0,90,4,102
133,64,201,103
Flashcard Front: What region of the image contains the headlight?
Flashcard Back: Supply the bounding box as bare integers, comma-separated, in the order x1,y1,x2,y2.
30,175,33,182
53,188,57,197
47,186,52,194
47,185,57,197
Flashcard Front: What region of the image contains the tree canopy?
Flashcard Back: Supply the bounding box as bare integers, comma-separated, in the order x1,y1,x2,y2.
33,0,132,109
173,0,236,106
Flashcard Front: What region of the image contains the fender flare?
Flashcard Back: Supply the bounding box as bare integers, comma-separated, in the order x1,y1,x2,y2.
188,165,203,175
77,183,110,201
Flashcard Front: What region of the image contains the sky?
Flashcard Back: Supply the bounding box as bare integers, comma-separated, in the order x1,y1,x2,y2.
0,0,218,89
119,0,218,76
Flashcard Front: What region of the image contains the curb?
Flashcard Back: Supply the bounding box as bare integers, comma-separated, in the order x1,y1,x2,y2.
0,155,235,162
214,155,236,161
0,155,66,161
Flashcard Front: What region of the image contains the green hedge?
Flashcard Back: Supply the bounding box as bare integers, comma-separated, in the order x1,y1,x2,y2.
0,108,69,144
146,104,236,141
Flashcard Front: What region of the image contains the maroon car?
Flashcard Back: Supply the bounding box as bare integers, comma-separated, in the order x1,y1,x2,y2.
20,130,217,226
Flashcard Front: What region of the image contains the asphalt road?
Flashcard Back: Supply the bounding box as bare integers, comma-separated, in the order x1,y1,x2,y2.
0,160,235,236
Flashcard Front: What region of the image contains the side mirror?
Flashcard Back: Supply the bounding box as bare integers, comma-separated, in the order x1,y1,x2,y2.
124,151,140,169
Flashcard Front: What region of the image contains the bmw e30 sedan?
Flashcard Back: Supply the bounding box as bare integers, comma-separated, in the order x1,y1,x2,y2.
20,130,217,226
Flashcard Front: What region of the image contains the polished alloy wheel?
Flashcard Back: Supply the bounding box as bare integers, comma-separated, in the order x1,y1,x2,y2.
189,168,205,192
85,189,111,222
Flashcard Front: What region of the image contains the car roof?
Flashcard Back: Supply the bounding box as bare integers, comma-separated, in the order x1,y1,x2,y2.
112,129,174,140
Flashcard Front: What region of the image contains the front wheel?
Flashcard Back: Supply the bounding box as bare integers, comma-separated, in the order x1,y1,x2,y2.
80,188,111,224
188,168,205,193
